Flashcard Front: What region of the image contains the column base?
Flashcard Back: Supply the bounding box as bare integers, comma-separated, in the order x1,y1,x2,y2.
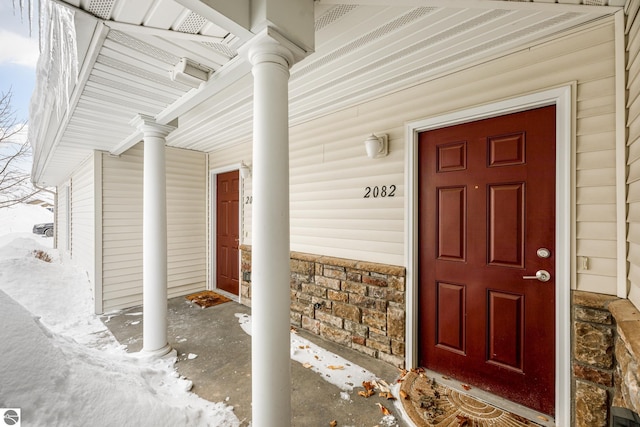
136,345,175,360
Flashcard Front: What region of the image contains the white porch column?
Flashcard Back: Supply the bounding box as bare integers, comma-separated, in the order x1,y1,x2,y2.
131,114,176,357
246,31,300,426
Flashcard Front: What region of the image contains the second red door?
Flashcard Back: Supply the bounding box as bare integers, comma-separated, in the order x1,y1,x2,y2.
216,170,240,295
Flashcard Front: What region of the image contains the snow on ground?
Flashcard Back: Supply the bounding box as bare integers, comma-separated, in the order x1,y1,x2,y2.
0,203,403,427
235,313,378,391
0,204,239,427
0,203,53,234
235,313,400,426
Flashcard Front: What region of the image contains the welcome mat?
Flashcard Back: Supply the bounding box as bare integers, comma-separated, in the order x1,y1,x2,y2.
185,290,231,308
399,370,548,426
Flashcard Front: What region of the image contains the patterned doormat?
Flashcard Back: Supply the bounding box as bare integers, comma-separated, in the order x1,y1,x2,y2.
399,370,548,426
185,290,231,308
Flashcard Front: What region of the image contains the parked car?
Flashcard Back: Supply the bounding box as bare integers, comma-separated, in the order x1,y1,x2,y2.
33,223,54,237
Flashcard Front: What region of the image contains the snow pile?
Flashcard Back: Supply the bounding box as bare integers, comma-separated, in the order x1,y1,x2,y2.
0,204,239,426
234,313,377,391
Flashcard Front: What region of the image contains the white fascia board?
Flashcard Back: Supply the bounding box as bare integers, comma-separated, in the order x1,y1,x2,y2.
103,20,226,45
173,0,253,42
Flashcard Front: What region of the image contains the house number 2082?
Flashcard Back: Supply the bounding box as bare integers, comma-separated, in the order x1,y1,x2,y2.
364,185,396,198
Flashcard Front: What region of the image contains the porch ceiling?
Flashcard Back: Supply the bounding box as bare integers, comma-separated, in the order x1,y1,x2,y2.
34,0,622,186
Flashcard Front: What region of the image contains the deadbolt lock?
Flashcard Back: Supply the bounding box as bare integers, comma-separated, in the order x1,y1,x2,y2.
537,248,551,259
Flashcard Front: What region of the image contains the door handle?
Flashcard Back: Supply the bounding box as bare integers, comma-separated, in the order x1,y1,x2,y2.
523,270,551,282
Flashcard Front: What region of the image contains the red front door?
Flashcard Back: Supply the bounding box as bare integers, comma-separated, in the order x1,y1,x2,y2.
216,170,240,295
418,106,556,415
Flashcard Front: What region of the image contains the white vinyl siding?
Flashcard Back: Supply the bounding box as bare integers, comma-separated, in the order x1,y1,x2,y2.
627,0,640,309
56,182,71,254
209,19,618,293
102,144,207,312
102,147,142,312
70,156,95,290
287,125,404,263
166,147,208,297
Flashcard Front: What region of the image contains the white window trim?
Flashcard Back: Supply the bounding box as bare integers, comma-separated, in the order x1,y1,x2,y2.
404,85,573,425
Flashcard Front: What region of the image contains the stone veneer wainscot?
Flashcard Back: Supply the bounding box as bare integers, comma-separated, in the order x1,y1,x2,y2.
239,246,406,367
572,291,640,427
240,251,640,424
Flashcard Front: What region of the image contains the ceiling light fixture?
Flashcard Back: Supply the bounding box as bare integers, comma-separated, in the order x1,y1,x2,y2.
170,58,211,88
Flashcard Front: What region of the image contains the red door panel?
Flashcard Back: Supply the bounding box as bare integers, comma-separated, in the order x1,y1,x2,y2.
437,187,466,261
418,106,556,415
216,170,239,295
487,290,524,371
488,183,524,268
436,282,466,354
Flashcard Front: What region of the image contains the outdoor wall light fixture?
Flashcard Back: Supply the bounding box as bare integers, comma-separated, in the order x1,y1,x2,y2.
170,58,211,88
240,162,252,179
364,133,389,159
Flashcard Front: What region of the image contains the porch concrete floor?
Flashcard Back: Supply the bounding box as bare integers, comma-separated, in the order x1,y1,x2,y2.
102,297,410,427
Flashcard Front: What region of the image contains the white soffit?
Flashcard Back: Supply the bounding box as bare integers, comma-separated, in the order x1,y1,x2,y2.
39,0,620,184
169,2,619,152
39,0,239,185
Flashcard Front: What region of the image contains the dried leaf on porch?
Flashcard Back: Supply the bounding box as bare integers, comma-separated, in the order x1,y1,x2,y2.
376,379,391,393
358,389,375,398
328,365,344,370
291,327,298,334
399,390,409,400
461,384,472,391
378,392,396,400
537,415,549,422
329,420,337,427
303,363,313,369
376,403,391,416
362,381,375,391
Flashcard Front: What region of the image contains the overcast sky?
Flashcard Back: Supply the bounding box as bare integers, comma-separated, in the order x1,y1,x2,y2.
0,1,39,123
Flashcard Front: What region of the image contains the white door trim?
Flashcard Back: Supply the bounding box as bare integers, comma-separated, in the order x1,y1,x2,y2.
404,85,573,425
209,164,243,301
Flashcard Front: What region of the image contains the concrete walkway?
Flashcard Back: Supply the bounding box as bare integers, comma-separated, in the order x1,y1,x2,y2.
103,297,411,427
